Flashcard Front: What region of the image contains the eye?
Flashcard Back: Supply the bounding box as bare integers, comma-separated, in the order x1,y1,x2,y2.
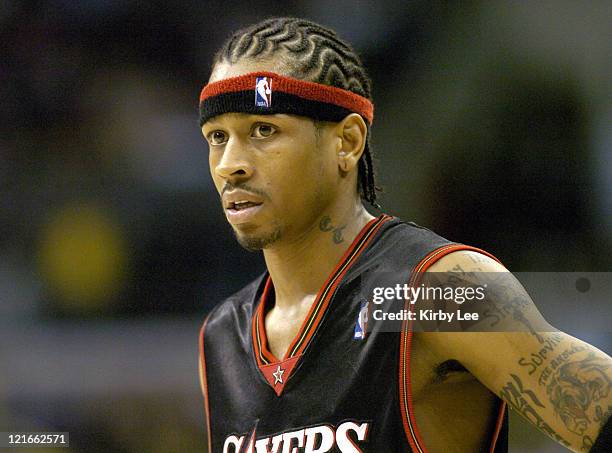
251,124,276,139
207,130,228,145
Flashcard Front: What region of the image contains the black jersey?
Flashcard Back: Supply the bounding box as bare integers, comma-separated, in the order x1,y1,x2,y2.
199,215,507,453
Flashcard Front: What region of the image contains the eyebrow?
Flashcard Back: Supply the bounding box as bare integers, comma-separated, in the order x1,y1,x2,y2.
204,113,287,128
204,113,250,126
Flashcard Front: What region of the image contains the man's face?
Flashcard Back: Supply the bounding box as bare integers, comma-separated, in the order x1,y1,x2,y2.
202,61,339,250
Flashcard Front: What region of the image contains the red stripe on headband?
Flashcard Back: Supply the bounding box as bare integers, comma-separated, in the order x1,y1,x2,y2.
199,71,374,124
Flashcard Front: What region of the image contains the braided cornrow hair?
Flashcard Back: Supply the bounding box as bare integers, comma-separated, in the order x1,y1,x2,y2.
212,17,381,207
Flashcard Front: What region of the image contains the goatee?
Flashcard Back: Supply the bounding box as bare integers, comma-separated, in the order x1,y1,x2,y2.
234,227,282,251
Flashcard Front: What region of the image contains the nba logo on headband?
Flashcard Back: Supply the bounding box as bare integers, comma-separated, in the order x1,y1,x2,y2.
255,76,272,107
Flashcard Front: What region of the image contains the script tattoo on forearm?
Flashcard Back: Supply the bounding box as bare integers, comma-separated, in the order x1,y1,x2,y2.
518,332,564,376
319,216,346,244
535,342,587,387
500,374,571,447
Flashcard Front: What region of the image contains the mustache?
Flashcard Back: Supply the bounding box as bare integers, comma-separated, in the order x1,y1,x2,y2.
221,182,269,199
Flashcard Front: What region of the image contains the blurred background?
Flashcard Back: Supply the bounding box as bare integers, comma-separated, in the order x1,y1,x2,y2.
0,1,610,452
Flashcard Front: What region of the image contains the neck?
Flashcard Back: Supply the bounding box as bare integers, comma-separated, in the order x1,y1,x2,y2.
263,199,375,310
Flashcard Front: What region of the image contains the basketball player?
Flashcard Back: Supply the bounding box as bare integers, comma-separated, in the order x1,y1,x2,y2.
198,18,611,452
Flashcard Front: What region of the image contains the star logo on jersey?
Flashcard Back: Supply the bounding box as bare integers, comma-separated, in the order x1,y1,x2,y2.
260,356,299,396
272,365,284,385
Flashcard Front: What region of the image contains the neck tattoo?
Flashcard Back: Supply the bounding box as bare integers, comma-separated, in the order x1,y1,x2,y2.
319,216,347,244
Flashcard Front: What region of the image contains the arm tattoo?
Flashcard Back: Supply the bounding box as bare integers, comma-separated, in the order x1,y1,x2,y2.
477,272,543,339
535,342,587,387
423,261,548,337
518,332,563,376
319,216,346,244
546,353,611,436
500,374,571,447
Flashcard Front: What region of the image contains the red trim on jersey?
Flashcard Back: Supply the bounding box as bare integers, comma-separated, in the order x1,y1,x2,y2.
399,244,503,453
489,400,507,453
286,214,390,358
199,314,213,453
199,71,374,124
253,278,277,364
251,214,392,394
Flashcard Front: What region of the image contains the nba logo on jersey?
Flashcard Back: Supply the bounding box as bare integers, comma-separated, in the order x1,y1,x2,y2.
353,299,369,340
255,77,272,107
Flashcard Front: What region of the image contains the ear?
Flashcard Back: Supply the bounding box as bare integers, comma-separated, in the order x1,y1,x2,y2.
335,113,367,173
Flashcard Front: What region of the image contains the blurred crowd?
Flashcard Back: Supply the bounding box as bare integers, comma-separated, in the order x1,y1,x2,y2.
0,1,609,451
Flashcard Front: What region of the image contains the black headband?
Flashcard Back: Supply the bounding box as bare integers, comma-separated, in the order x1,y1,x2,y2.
199,71,374,126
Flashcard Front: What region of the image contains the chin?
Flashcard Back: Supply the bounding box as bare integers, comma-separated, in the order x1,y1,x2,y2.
234,227,282,251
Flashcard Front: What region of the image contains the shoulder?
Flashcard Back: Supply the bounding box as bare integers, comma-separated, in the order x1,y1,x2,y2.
426,247,507,274
388,218,451,243
382,217,507,274
374,217,455,259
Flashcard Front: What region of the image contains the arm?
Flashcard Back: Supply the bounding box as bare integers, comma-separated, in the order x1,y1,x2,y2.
420,250,612,452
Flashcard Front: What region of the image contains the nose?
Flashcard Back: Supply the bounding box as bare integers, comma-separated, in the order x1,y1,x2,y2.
214,137,253,182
